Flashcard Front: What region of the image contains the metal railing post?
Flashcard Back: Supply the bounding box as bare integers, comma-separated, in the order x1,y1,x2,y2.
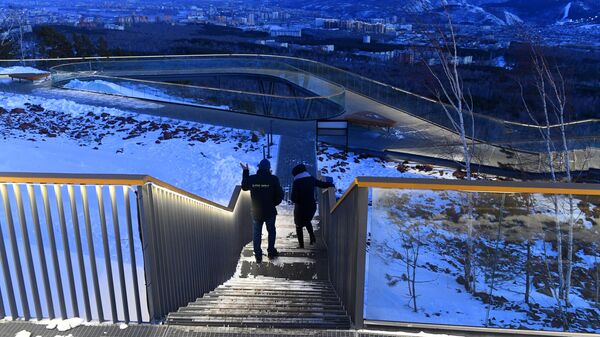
0,186,17,318
27,184,54,319
109,186,130,323
353,186,369,328
136,184,161,322
123,187,142,323
54,185,79,318
80,185,103,322
95,185,117,322
1,184,30,320
67,185,91,321
40,184,67,319
13,185,42,320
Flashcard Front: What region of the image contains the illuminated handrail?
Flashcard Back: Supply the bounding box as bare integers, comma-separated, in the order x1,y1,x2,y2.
0,172,241,211
330,176,600,213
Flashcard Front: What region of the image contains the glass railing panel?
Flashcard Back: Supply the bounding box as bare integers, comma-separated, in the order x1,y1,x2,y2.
55,75,345,120
366,187,600,333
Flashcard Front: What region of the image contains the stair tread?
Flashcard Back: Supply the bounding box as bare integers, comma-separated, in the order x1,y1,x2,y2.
171,310,346,319
182,304,346,310
211,289,337,297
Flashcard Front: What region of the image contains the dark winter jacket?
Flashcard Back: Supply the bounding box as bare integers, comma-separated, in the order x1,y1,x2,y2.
242,168,284,221
291,171,334,225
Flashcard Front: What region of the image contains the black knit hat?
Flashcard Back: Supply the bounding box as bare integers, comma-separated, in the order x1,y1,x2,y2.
292,163,307,176
258,159,271,170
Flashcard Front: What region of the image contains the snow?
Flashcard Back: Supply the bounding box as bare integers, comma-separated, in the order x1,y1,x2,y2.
504,11,523,25
358,329,463,337
63,79,231,111
0,91,277,204
560,2,573,22
0,66,48,75
46,318,83,331
493,56,507,68
317,144,456,196
14,330,31,337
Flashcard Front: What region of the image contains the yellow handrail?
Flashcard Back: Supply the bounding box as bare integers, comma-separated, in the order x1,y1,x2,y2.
329,177,600,213
0,172,240,212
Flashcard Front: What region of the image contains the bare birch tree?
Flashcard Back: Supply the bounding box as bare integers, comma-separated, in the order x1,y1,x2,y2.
521,44,578,329
421,2,478,293
0,11,16,57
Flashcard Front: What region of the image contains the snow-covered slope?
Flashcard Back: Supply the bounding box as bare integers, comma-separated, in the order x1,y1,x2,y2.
0,66,49,75
64,79,231,110
0,92,277,205
504,10,524,25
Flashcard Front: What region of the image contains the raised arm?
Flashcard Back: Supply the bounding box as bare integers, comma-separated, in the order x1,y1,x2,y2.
241,163,251,191
314,177,335,189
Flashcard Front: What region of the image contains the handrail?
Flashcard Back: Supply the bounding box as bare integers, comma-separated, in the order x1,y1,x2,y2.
3,53,598,129
0,172,239,212
330,176,600,213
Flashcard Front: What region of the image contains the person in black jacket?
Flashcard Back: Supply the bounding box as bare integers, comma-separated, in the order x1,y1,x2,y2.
291,164,334,248
241,159,284,262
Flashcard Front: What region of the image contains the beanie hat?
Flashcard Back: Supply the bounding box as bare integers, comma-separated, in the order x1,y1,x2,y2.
292,163,307,177
258,159,271,171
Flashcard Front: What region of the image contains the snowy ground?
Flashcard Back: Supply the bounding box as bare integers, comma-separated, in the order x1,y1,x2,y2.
0,91,277,204
0,66,49,75
317,143,457,195
63,78,231,111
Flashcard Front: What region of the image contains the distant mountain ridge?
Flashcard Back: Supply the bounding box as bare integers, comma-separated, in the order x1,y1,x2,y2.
280,0,600,26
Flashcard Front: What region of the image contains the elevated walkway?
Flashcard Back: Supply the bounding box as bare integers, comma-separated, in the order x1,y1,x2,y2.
166,206,351,329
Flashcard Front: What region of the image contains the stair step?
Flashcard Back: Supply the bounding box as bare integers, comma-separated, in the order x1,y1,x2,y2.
198,296,341,304
181,304,346,312
209,290,339,298
192,297,341,305
170,310,349,319
219,285,333,292
224,279,332,289
167,317,350,328
223,280,332,289
202,294,341,302
193,296,343,304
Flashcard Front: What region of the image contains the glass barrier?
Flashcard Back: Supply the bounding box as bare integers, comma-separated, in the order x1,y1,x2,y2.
366,187,600,334
50,57,346,120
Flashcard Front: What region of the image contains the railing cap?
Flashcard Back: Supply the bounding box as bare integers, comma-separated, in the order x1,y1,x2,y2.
0,172,244,212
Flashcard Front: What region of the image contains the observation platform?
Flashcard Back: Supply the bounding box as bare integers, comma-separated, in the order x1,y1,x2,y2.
47,55,600,175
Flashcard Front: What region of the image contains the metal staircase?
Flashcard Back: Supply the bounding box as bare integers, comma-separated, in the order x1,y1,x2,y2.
166,206,352,329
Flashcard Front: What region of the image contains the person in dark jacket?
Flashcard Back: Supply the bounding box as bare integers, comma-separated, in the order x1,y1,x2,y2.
291,164,334,248
241,159,284,262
